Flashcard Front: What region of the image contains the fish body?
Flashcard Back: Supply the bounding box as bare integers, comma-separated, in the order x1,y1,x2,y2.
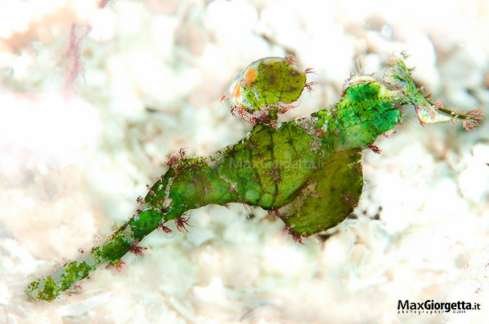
26,53,484,301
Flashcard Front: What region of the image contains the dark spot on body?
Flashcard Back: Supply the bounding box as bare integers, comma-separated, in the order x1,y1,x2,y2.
269,74,276,84
289,69,299,76
289,86,297,92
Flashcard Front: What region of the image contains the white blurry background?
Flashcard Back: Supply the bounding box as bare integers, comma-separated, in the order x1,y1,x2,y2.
0,0,489,323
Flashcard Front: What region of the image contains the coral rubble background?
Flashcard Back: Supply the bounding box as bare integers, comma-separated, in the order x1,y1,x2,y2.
1,0,489,323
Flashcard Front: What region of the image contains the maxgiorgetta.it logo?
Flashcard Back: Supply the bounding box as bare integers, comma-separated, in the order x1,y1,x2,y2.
398,300,481,315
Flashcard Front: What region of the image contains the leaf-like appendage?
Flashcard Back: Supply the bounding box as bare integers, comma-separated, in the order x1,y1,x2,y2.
279,149,363,236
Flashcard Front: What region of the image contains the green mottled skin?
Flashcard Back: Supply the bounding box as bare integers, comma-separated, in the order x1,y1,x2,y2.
152,78,401,236
25,54,482,301
227,57,307,116
241,58,306,112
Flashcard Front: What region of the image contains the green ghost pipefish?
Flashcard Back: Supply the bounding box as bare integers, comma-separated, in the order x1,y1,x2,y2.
25,53,484,301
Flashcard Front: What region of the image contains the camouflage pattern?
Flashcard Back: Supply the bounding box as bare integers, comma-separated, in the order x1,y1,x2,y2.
26,53,483,301
225,56,308,123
